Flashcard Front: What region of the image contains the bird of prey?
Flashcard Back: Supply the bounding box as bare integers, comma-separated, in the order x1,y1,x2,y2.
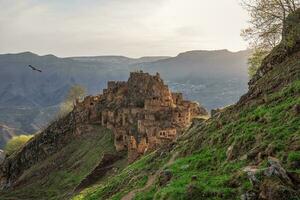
28,65,42,72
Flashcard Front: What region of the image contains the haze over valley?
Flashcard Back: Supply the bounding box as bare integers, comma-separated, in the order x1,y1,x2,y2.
0,49,250,147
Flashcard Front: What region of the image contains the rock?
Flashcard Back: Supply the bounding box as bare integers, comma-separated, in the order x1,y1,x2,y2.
265,144,276,156
191,175,197,182
158,169,172,186
211,108,221,117
243,166,261,187
264,157,292,185
240,191,257,200
243,157,300,200
259,178,298,200
0,150,5,165
239,154,248,161
293,104,300,115
226,143,239,161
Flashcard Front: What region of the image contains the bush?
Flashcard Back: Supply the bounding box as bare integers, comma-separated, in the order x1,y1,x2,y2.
5,135,33,155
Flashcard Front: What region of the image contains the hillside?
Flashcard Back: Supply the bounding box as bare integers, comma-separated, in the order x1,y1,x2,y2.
0,121,123,200
1,10,299,200
72,9,300,200
0,49,249,148
0,71,208,199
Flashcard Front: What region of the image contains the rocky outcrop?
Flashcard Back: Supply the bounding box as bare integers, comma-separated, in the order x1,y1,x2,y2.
74,71,208,162
243,157,300,200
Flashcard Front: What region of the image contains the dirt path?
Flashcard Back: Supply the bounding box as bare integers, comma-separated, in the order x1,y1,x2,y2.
121,152,178,200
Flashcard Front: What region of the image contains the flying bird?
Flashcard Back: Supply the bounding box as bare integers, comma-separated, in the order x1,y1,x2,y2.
28,65,42,72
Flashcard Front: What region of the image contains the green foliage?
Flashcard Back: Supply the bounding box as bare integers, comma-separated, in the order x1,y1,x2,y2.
241,0,299,49
242,1,300,79
65,85,87,103
58,85,86,117
247,48,269,78
288,151,300,162
5,135,33,155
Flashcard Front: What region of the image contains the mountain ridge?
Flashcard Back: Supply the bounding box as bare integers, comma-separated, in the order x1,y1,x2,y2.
0,48,250,148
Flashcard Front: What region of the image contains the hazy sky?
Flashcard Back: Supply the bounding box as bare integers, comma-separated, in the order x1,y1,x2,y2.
0,0,249,57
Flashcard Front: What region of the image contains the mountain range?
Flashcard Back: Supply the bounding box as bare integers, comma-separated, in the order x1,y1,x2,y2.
0,49,250,148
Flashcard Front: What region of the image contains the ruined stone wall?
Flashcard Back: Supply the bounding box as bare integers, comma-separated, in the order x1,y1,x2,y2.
72,71,207,162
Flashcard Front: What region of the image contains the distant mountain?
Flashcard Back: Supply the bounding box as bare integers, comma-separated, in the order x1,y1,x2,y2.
139,49,250,81
69,55,170,65
136,49,251,111
0,50,250,146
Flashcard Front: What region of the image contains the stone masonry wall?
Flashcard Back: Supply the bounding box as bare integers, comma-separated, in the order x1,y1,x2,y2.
74,71,208,162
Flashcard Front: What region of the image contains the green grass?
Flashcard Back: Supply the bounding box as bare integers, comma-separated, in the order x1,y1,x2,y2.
74,150,170,200
75,78,300,200
288,151,300,162
0,125,116,200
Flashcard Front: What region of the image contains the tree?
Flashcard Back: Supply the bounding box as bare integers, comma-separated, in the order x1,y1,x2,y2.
58,85,86,117
5,135,33,155
241,0,300,77
65,85,87,103
247,48,270,77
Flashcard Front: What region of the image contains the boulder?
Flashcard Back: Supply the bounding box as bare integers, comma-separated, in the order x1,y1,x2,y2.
293,104,300,115
243,166,261,187
259,178,298,200
211,108,221,118
243,157,300,200
264,157,292,185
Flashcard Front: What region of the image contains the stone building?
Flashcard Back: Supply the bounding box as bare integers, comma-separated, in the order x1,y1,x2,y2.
74,71,208,162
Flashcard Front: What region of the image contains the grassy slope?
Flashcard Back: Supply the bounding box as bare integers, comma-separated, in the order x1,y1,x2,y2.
74,33,300,200
0,125,117,200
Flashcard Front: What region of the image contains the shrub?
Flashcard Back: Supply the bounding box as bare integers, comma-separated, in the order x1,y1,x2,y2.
5,135,33,155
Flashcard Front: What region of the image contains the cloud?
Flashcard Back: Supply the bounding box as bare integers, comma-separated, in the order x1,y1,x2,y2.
0,0,248,57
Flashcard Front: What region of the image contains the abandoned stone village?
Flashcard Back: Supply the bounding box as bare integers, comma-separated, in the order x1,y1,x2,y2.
73,71,208,162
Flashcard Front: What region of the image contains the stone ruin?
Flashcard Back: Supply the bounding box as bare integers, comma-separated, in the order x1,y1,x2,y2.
74,71,208,162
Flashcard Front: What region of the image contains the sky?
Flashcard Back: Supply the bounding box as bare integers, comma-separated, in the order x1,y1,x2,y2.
0,0,249,57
